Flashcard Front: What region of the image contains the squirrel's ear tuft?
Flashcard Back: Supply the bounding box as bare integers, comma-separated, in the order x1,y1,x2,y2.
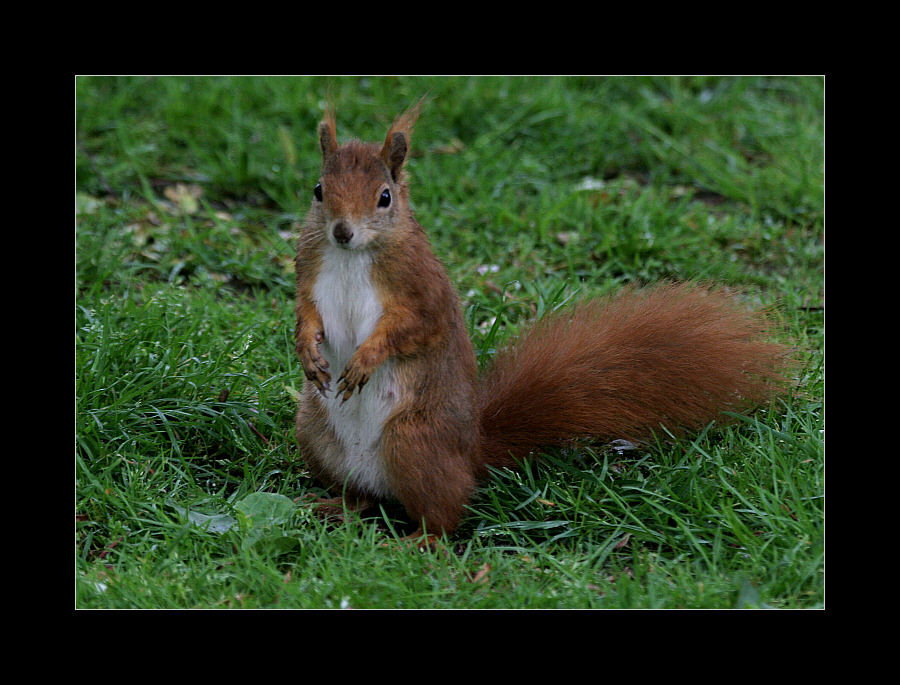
381,131,409,182
380,97,426,181
319,107,338,160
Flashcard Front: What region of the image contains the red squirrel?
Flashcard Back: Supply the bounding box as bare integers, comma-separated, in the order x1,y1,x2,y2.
293,101,789,540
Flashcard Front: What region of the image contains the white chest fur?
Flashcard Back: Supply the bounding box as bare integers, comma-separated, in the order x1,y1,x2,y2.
312,247,399,498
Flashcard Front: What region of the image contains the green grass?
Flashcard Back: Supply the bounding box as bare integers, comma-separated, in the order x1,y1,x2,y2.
75,75,824,609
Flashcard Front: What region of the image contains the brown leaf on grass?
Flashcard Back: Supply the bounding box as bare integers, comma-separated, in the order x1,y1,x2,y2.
614,533,631,550
163,183,204,215
98,536,123,560
470,563,491,585
780,504,798,520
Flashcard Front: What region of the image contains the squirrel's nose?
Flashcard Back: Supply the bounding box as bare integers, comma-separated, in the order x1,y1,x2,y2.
333,221,353,245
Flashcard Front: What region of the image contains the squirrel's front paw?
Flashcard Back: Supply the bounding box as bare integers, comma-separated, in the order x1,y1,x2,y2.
337,351,379,402
300,332,331,395
336,363,370,402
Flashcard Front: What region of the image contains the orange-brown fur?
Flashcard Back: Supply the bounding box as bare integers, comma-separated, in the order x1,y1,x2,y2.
475,284,788,475
294,102,791,539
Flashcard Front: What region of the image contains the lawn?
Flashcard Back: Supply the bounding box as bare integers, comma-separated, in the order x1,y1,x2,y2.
75,75,824,609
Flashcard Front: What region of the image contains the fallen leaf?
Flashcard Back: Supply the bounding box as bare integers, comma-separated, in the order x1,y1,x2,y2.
163,183,203,215
614,533,631,549
98,536,123,560
780,504,797,520
471,563,491,585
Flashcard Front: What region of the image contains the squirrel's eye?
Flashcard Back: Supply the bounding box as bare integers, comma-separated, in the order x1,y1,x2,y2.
378,189,391,208
314,182,323,202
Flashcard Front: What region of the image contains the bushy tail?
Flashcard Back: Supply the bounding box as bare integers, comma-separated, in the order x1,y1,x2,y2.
476,282,792,471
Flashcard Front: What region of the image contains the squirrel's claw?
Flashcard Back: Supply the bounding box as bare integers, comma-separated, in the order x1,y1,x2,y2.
336,364,371,402
301,340,331,396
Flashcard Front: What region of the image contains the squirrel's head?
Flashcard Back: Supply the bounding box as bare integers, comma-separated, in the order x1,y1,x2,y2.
309,101,423,251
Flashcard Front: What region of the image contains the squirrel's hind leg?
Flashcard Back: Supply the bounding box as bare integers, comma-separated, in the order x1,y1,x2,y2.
379,408,478,538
